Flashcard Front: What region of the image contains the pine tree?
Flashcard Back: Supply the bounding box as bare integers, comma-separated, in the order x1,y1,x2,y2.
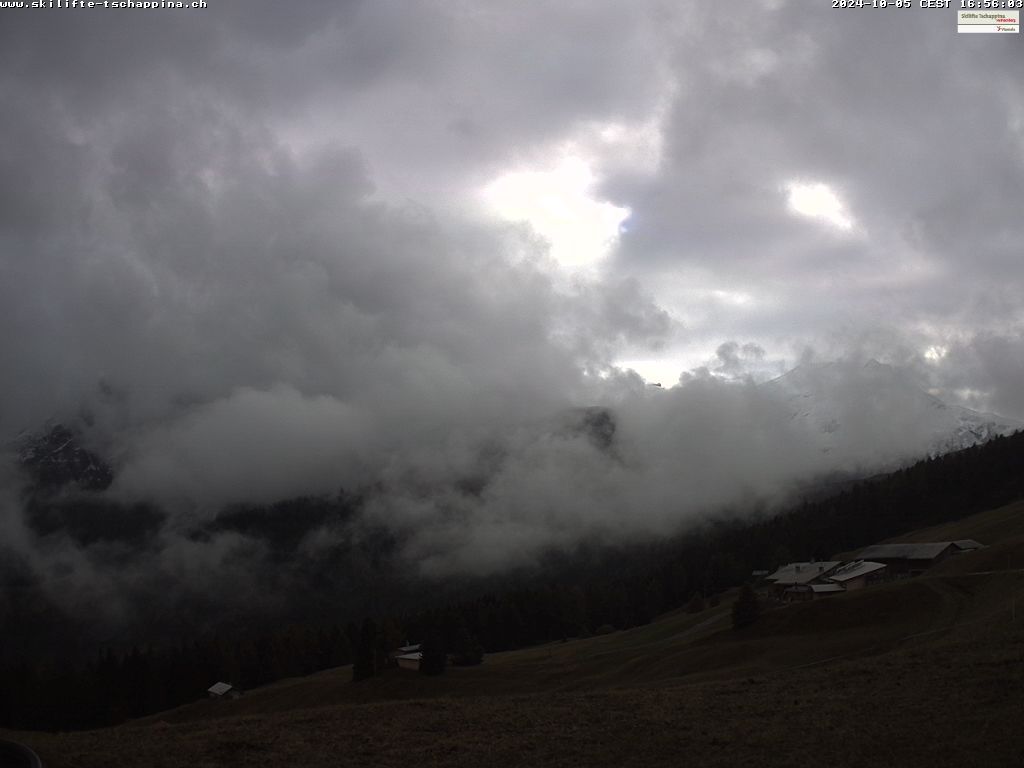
686,592,706,614
352,618,378,682
732,584,760,630
419,625,447,676
450,616,484,666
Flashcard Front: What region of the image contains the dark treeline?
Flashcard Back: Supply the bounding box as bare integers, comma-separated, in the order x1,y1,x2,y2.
3,430,1024,731
349,614,481,683
435,430,1024,653
0,624,354,731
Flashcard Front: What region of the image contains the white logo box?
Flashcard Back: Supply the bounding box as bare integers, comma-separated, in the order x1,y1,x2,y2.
958,9,1018,32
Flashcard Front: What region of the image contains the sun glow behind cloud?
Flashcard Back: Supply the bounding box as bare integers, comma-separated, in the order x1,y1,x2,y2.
616,356,689,388
481,156,630,269
784,181,855,231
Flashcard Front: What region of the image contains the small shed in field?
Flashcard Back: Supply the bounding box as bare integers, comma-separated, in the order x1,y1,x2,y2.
207,682,242,700
396,652,422,671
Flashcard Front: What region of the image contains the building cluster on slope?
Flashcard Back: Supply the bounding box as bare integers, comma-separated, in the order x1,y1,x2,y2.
761,539,984,601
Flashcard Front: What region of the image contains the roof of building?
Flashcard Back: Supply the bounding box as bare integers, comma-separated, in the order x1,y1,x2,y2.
953,539,985,551
809,583,845,593
784,583,845,594
828,560,887,582
207,682,233,696
858,542,955,561
767,561,841,585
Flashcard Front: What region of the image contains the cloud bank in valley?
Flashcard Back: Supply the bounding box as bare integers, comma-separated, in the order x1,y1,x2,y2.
1,1,1023,622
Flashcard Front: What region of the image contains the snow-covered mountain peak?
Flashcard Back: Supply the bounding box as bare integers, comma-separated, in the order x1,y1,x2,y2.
763,359,1021,458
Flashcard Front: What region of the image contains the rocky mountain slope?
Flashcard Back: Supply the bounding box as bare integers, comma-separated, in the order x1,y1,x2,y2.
763,360,1020,457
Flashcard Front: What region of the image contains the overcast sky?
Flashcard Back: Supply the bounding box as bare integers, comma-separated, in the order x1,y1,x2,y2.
2,1,1024,594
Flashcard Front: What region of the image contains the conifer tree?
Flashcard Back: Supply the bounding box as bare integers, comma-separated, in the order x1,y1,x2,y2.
686,592,706,614
450,616,484,666
352,618,378,681
419,625,447,676
732,583,760,630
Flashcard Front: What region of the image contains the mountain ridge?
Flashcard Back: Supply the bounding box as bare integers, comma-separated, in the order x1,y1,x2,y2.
763,358,1021,457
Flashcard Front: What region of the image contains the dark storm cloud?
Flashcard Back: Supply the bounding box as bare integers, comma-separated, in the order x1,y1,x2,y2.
1,0,1023,617
0,1,682,608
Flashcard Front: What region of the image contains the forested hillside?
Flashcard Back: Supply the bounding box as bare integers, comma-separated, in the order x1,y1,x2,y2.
3,429,1024,730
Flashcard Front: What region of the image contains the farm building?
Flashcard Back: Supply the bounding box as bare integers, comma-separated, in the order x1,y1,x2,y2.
207,682,242,700
953,539,985,552
390,643,423,671
783,582,845,601
765,561,841,596
827,560,887,591
857,542,958,577
395,652,422,671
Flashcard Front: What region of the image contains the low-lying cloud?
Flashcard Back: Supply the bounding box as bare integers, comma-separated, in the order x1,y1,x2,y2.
2,1,1024,635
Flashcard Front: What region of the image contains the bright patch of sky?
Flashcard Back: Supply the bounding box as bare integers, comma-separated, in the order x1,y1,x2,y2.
616,356,691,388
784,181,855,231
481,156,630,270
478,106,668,271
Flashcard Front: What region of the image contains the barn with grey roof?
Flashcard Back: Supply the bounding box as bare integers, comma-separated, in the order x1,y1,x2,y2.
855,541,980,577
827,560,887,590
